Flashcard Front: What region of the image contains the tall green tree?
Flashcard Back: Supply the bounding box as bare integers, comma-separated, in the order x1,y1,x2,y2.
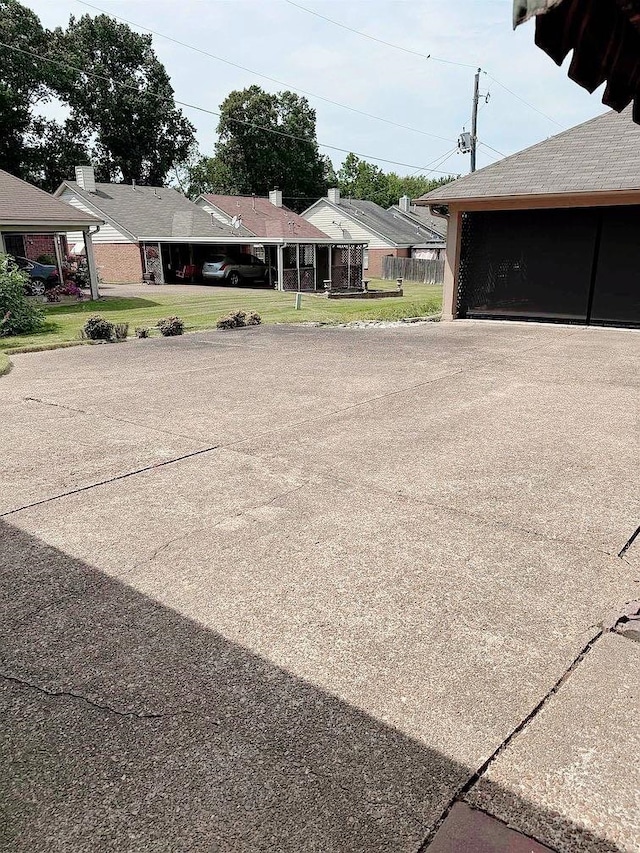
191,86,332,207
0,0,51,178
51,14,195,184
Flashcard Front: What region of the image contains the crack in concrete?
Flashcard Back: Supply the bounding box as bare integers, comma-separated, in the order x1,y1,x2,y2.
415,626,604,852
0,445,220,518
1,672,192,719
618,525,640,558
23,395,197,441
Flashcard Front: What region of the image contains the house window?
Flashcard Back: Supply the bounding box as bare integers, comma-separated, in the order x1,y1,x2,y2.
363,248,369,270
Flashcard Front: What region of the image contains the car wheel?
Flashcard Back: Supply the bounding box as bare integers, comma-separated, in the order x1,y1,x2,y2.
228,271,241,287
30,278,46,296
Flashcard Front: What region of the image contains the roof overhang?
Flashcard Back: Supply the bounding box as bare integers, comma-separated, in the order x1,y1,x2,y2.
143,236,366,245
514,0,640,123
417,188,640,211
0,221,101,231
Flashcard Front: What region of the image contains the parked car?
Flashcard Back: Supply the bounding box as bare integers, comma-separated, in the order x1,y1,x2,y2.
201,253,273,286
12,256,59,295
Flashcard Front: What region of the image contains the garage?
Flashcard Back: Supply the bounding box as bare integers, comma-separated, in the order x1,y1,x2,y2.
418,108,640,328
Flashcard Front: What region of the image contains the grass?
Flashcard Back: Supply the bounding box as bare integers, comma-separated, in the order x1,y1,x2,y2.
0,280,442,354
0,351,11,375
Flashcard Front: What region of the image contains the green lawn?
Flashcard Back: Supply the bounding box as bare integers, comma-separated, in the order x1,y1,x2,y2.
1,280,442,354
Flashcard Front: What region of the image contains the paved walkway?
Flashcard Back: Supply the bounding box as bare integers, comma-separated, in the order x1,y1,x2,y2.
1,321,638,852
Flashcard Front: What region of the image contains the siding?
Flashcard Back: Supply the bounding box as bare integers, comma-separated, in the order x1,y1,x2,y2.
303,201,390,249
59,190,133,245
195,199,232,225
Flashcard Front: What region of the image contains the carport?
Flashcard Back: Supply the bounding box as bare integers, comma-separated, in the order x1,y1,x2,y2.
0,168,102,299
418,108,640,327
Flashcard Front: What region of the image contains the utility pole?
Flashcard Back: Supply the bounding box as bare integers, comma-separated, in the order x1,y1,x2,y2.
470,67,481,173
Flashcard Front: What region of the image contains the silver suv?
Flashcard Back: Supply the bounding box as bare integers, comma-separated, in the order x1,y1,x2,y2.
202,253,271,286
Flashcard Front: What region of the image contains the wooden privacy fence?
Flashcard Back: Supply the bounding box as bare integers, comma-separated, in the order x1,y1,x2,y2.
382,256,445,284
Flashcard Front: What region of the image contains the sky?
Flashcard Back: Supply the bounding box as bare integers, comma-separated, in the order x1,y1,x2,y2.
24,0,608,179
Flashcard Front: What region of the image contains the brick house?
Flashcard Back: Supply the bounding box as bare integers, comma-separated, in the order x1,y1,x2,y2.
302,189,444,278
55,166,254,284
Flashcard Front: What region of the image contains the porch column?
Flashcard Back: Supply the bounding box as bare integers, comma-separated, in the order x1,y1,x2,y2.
53,233,65,286
296,244,301,291
276,244,284,291
442,209,462,321
0,232,6,254
313,243,317,290
83,229,100,300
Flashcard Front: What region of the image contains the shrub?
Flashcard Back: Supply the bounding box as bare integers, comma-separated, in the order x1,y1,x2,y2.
247,312,262,326
157,316,184,336
114,322,129,341
216,315,236,330
82,314,115,341
231,310,247,327
37,253,56,265
46,283,86,303
135,326,150,338
0,254,45,337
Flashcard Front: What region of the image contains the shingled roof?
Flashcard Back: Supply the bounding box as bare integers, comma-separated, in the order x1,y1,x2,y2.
0,169,101,228
58,182,251,241
320,197,441,245
419,108,640,204
202,194,328,240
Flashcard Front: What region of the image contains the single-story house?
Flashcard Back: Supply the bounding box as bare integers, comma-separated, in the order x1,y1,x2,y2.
195,191,366,291
302,189,442,278
0,168,102,298
417,108,640,327
54,166,256,284
388,195,446,260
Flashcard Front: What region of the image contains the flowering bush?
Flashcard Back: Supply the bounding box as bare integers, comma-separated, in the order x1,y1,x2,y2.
82,315,115,341
46,283,85,302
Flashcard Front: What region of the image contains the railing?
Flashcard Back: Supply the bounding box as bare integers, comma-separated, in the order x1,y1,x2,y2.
382,256,445,284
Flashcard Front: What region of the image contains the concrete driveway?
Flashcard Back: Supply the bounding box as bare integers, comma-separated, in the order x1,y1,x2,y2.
1,320,638,852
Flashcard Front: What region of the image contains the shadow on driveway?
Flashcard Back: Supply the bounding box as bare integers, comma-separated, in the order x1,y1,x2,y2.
0,520,623,852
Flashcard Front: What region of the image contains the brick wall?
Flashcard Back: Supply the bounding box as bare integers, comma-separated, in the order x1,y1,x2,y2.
23,235,57,262
366,247,410,279
93,243,143,283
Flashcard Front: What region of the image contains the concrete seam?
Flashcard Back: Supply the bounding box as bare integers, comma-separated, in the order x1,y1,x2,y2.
415,627,604,851
23,395,197,441
0,445,220,518
0,671,192,720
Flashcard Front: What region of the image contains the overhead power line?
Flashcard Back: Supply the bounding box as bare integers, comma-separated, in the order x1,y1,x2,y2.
0,41,456,174
75,0,456,145
284,0,477,68
479,140,506,158
286,0,565,129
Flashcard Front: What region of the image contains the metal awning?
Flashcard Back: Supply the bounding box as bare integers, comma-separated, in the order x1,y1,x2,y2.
514,0,640,123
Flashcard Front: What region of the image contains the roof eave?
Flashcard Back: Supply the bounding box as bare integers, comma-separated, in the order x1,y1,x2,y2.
416,188,640,209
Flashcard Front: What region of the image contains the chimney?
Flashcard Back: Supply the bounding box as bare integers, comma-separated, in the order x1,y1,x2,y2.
75,164,96,193
269,188,282,207
327,187,340,204
399,195,411,213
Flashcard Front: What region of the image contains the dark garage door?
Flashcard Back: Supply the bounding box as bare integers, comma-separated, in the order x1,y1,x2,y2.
458,206,640,327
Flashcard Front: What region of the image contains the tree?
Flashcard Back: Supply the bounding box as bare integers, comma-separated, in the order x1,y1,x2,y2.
50,13,195,184
192,86,331,208
0,0,51,179
337,153,456,208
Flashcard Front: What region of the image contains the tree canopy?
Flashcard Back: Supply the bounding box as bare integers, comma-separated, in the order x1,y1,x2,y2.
336,153,455,209
0,1,195,189
186,86,333,209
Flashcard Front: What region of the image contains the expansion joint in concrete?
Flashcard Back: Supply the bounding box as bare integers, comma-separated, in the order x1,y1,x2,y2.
415,627,604,851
